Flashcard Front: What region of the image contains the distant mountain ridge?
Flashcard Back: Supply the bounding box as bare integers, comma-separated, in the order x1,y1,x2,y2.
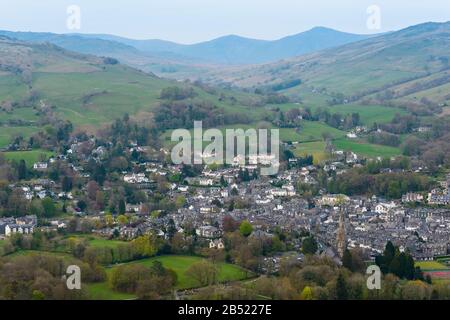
77,27,377,64
0,27,377,65
206,21,450,113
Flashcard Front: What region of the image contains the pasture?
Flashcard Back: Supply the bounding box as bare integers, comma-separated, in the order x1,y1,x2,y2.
0,126,40,149
415,260,448,271
116,255,250,290
88,255,251,300
333,138,401,158
292,141,328,164
2,149,54,166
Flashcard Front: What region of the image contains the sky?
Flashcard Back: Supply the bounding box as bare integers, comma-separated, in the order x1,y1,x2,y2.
0,0,449,44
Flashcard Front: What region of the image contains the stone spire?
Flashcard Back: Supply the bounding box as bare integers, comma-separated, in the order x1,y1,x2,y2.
336,209,346,258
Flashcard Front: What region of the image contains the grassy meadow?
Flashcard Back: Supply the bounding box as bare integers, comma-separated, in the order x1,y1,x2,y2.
2,149,54,166
333,138,401,158
88,255,251,300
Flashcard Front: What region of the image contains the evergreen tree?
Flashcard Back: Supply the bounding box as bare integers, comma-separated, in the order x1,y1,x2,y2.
336,273,348,300
302,236,318,255
118,199,126,215
18,159,27,180
384,241,396,263
342,249,353,271
42,197,56,218
62,176,73,192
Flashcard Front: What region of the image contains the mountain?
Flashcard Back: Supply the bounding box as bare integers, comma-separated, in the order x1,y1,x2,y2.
207,22,450,113
81,27,376,65
0,27,376,68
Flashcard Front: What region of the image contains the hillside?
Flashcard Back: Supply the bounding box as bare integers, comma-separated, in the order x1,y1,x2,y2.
0,31,214,80
0,28,376,79
0,38,263,148
0,37,166,126
207,22,450,113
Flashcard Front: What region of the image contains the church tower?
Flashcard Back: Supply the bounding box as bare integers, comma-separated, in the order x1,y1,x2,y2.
336,209,346,258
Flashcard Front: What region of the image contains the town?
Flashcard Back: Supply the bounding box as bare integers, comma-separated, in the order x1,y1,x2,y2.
1,125,449,268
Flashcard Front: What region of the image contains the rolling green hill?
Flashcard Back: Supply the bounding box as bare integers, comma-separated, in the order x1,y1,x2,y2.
0,37,264,147
208,22,450,112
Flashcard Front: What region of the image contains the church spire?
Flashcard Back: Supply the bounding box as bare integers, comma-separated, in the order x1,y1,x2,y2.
336,208,346,258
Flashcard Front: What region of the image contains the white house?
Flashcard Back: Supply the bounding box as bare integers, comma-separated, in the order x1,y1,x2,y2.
209,239,225,249
33,162,48,170
196,226,221,239
375,202,397,214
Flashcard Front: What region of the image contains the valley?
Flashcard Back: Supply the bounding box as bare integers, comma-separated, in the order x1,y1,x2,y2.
0,17,450,302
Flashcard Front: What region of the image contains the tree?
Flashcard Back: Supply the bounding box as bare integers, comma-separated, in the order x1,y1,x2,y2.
302,236,318,255
30,199,44,217
383,241,395,265
401,280,432,300
118,199,126,214
86,181,100,200
175,195,186,209
110,264,152,293
132,234,160,258
220,175,228,187
18,159,27,180
95,191,105,210
117,215,128,226
336,273,348,300
239,220,253,237
300,286,313,300
230,187,239,196
104,214,114,227
42,197,56,217
62,176,73,192
77,200,87,213
166,219,177,239
223,215,239,233
185,260,218,287
342,249,353,271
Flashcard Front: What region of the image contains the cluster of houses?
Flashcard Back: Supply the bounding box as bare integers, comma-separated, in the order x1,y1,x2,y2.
0,215,37,238
314,193,450,260
3,134,449,267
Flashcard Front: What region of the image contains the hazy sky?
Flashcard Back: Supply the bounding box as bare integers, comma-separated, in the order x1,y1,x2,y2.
1,0,449,43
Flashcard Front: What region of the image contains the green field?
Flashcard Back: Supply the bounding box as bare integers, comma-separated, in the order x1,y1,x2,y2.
0,74,29,102
88,238,128,249
119,255,250,289
2,149,54,166
327,104,407,125
88,255,251,300
333,138,401,158
29,67,263,130
270,103,405,126
292,141,328,164
32,67,168,128
294,121,346,142
0,108,40,122
415,261,448,271
0,126,41,148
3,249,251,299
